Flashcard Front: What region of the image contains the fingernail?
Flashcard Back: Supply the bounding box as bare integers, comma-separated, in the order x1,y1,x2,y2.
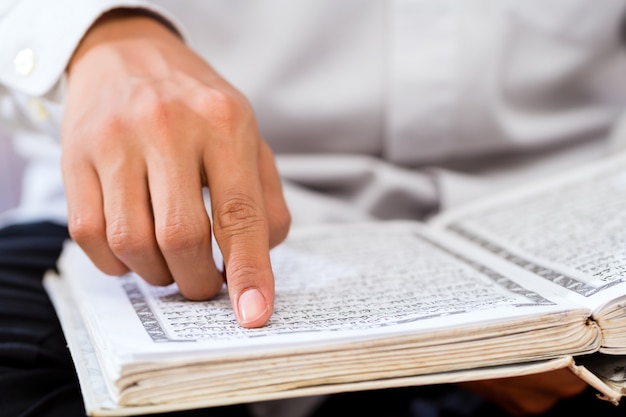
238,288,268,325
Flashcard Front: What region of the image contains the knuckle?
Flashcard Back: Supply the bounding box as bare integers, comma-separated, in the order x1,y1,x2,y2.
107,222,148,258
91,117,127,155
68,214,104,245
135,92,171,127
65,113,126,155
213,196,266,238
155,218,208,255
97,113,126,137
126,84,177,131
197,89,252,133
225,258,264,285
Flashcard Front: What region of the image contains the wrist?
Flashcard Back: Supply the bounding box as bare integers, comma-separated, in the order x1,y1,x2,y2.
68,8,182,76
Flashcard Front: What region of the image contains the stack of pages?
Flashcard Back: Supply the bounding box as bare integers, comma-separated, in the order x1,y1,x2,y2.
45,152,626,416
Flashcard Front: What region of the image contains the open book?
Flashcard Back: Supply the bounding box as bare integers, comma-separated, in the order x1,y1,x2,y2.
44,151,626,416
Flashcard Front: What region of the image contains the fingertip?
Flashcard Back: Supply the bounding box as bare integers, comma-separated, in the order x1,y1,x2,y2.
100,262,131,277
176,268,224,301
236,287,271,328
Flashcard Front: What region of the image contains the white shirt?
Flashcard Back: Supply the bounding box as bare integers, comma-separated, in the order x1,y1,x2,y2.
2,3,626,416
2,0,626,227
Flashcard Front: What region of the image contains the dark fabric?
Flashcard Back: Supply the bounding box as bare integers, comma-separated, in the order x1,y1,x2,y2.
1,222,625,417
0,222,82,417
305,384,626,417
0,222,249,417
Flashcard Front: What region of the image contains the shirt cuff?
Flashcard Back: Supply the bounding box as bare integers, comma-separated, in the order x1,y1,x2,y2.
0,0,186,97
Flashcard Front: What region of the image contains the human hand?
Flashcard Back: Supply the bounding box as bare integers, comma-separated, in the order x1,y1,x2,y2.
459,368,588,416
61,10,290,328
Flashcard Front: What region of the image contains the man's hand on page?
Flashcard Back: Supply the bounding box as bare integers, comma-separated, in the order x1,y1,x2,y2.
61,10,290,328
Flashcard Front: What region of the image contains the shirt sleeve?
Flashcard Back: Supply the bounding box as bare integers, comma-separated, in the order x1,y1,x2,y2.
0,0,186,136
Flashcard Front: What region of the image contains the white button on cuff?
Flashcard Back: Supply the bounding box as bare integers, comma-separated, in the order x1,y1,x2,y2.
14,48,35,76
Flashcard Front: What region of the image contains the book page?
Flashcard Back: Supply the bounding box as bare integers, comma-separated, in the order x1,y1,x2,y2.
53,221,600,412
57,222,585,359
431,152,626,312
46,268,586,416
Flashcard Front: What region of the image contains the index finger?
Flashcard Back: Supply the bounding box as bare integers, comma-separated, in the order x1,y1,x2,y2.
206,136,275,329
